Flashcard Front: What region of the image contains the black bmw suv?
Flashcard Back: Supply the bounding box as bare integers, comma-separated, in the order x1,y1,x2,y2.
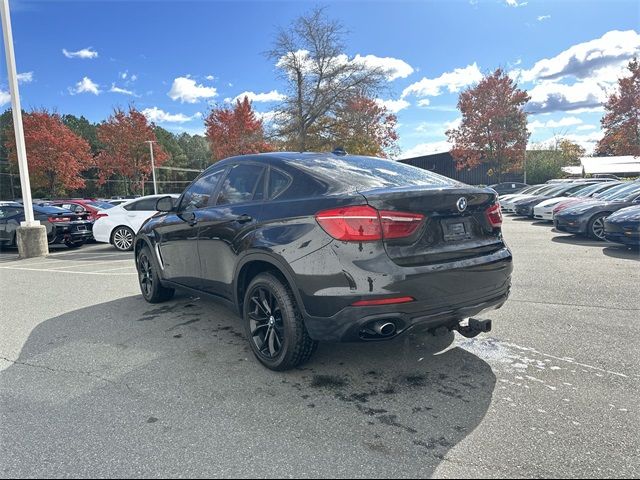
135,152,513,370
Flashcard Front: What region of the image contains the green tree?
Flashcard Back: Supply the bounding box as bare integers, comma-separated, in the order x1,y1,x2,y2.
61,114,102,154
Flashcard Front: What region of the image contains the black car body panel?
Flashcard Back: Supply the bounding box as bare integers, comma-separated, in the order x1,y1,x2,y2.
136,153,513,342
0,204,93,246
604,206,640,246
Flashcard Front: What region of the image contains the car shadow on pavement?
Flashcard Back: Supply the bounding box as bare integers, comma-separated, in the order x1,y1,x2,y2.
602,245,640,261
0,294,496,478
551,234,605,247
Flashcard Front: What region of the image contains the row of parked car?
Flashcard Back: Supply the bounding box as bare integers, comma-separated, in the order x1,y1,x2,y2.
0,196,171,250
497,179,640,246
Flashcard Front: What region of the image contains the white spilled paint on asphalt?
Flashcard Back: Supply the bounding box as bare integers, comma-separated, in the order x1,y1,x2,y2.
457,336,629,379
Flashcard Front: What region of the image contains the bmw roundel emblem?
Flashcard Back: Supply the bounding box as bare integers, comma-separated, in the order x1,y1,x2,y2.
456,197,468,212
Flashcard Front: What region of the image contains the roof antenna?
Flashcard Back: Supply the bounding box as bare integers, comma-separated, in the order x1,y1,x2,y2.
332,146,347,156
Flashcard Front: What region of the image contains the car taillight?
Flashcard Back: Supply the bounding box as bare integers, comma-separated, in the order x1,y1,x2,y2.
48,216,71,223
485,202,503,228
315,205,424,242
94,213,108,219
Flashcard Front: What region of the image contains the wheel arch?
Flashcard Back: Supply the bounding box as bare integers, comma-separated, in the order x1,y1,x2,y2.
234,253,305,318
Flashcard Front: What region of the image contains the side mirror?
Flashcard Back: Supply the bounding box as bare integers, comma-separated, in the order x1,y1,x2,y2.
156,196,175,212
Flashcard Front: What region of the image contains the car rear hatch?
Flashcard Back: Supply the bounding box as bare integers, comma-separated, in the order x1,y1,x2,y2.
48,212,93,231
359,185,503,266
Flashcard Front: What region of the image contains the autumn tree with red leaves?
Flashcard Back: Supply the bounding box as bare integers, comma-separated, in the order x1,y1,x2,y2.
596,58,640,156
4,110,93,197
96,107,168,194
332,97,399,158
446,69,530,182
205,97,273,162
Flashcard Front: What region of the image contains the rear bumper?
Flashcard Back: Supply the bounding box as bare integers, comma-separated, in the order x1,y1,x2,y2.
50,224,93,244
304,286,510,342
300,247,513,342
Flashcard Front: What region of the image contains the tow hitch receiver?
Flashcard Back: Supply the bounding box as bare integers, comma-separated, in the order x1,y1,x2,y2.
456,318,492,338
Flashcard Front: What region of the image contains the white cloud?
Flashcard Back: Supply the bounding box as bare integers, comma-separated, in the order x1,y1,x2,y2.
62,47,98,59
0,90,10,107
352,54,414,81
109,84,136,96
142,107,202,124
120,72,128,80
69,77,100,95
529,116,584,132
539,131,603,153
526,78,608,113
206,75,215,81
537,15,551,21
168,77,218,103
231,90,286,103
520,30,640,114
130,74,138,82
417,99,431,107
576,124,597,131
402,63,483,98
505,0,528,7
276,50,413,82
256,110,278,124
400,141,452,159
375,98,410,113
17,72,34,83
518,30,640,83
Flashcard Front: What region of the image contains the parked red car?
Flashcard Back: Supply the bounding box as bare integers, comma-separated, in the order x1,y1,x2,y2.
47,199,114,221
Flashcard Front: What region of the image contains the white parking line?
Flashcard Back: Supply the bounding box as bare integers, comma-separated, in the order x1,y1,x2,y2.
92,265,138,273
0,265,136,276
33,260,134,270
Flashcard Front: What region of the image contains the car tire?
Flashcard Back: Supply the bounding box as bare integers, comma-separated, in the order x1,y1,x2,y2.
112,226,135,251
136,245,174,303
243,272,317,371
65,240,84,249
587,213,610,241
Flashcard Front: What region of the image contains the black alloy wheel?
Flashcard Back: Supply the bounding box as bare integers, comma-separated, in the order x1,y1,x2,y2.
243,273,317,371
136,246,175,303
248,286,285,359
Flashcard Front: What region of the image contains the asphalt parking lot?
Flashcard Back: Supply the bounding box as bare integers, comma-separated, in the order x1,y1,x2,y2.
1,217,638,478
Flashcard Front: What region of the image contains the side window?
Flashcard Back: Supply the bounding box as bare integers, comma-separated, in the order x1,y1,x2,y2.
268,168,292,200
0,207,21,219
216,164,266,206
181,169,225,211
124,198,159,211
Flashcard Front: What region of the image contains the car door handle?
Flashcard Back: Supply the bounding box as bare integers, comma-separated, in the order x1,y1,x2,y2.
235,214,253,224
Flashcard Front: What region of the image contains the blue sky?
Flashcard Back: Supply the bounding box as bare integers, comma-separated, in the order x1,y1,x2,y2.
1,0,639,157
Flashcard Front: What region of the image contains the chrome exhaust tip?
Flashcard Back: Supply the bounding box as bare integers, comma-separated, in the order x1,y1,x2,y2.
374,321,397,337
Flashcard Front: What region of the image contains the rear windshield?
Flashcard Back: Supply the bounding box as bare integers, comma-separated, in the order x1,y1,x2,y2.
88,201,114,209
34,205,71,214
286,155,457,191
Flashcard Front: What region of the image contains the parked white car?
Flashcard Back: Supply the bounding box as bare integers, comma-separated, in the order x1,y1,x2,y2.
501,184,563,213
93,194,179,251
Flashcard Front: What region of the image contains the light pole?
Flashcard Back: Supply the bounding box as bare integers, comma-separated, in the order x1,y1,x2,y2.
1,0,48,257
145,140,157,195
